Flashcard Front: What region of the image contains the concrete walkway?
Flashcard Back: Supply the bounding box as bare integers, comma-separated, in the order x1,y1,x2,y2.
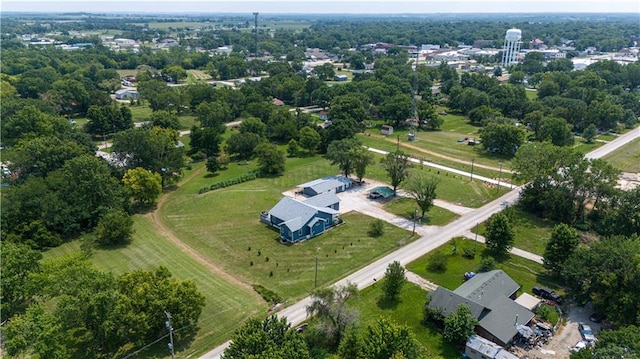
461,230,544,264
406,270,439,291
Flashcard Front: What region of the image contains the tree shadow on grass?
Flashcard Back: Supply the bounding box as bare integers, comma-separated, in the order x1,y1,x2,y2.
130,202,158,215
376,295,400,310
204,172,219,178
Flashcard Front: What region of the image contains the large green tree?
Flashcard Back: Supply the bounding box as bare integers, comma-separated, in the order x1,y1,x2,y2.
484,212,514,255
563,234,640,326
112,127,185,187
381,151,411,193
95,208,134,245
0,242,42,321
443,304,478,347
543,223,580,275
326,138,361,178
298,126,321,154
254,142,285,175
479,120,525,157
123,167,163,205
338,318,421,359
404,172,439,220
226,132,261,160
306,283,359,349
222,315,311,359
382,261,407,301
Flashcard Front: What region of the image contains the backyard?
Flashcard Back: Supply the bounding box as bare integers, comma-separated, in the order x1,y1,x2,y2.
406,237,562,295
350,282,459,358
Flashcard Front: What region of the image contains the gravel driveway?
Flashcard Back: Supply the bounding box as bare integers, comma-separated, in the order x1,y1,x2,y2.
520,303,602,358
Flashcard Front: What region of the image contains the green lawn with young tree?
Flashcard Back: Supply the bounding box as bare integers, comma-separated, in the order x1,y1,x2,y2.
350,282,458,358
406,238,562,296
383,197,460,226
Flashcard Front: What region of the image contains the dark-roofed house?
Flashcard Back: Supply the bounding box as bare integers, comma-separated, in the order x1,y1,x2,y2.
260,192,340,243
427,270,534,347
298,176,352,197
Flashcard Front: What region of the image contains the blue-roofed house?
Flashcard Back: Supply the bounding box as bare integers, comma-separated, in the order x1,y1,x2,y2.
298,176,352,197
260,192,341,243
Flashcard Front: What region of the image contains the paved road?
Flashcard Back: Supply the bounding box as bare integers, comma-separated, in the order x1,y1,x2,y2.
585,126,640,159
198,128,639,359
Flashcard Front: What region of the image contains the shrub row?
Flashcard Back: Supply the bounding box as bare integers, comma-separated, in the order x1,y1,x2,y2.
198,170,261,194
252,284,282,304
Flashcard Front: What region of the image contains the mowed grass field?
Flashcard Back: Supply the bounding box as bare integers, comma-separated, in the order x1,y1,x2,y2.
160,156,416,300
407,238,562,295
44,214,267,358
383,197,460,226
351,283,458,358
471,207,557,255
364,152,511,208
360,110,516,171
603,137,640,172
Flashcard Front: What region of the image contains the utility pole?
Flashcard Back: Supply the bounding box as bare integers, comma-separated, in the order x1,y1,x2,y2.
470,157,476,181
165,311,175,359
496,161,503,193
396,135,400,152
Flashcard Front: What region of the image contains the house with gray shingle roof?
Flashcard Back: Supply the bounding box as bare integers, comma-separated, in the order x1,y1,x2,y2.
298,176,352,197
260,192,340,243
427,270,534,347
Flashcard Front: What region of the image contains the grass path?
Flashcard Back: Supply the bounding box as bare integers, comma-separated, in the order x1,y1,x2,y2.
150,166,261,298
366,133,514,173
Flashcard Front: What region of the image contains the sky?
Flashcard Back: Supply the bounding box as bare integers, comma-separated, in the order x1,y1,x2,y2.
3,0,639,14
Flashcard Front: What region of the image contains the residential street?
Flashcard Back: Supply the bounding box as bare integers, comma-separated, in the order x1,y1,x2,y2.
199,128,639,359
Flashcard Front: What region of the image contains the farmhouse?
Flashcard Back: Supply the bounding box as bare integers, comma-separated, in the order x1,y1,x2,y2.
427,270,535,347
297,176,352,197
115,89,139,100
260,192,341,243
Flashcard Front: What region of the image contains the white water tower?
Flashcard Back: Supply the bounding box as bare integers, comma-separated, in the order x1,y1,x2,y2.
501,28,522,68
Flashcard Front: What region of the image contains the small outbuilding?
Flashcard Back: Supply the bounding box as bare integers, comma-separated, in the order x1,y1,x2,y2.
115,89,139,100
298,176,352,197
381,125,394,136
334,74,348,82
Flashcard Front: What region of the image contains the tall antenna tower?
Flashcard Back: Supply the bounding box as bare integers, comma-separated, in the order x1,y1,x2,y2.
253,12,259,57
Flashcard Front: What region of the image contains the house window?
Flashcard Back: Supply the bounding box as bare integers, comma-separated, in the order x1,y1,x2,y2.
298,229,302,235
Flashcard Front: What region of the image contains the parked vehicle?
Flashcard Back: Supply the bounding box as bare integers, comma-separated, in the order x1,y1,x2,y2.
532,286,562,303
589,312,605,323
579,322,596,342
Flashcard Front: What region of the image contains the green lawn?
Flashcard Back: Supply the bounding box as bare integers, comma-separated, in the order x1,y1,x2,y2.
357,134,507,181
406,238,562,295
603,137,640,172
351,283,459,358
383,197,460,226
128,105,154,121
525,89,538,101
44,215,267,358
160,155,416,301
365,153,511,208
473,208,557,255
